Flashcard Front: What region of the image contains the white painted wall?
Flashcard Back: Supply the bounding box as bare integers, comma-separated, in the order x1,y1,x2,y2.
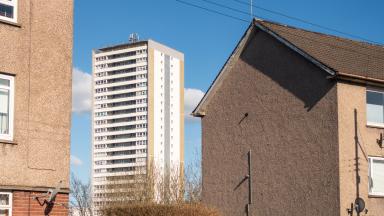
152,50,182,173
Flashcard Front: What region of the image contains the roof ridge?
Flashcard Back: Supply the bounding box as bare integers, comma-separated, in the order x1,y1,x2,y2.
253,18,384,49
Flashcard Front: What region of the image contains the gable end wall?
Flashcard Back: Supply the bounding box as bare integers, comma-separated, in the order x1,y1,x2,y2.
201,27,339,216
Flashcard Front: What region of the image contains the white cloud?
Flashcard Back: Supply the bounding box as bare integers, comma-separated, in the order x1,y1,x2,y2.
70,155,83,166
72,68,92,113
71,68,204,122
184,88,205,122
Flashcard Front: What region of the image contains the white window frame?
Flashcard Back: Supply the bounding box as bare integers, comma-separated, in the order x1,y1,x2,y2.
366,89,384,128
0,74,15,141
368,156,384,197
0,0,17,23
0,192,12,216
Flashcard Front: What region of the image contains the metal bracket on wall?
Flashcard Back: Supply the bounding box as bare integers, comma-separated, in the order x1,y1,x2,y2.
376,133,383,148
32,181,67,216
347,203,354,216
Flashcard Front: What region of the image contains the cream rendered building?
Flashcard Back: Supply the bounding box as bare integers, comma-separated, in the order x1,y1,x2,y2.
91,39,184,209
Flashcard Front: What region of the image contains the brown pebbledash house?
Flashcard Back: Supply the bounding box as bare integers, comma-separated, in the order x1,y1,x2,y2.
0,1,73,215
193,19,384,216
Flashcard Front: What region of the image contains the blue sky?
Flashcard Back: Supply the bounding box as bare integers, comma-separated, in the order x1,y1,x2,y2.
70,0,384,183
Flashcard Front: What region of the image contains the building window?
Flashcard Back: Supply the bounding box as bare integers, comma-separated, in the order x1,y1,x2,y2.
0,0,17,23
369,157,384,196
367,90,384,126
0,192,12,216
0,74,14,141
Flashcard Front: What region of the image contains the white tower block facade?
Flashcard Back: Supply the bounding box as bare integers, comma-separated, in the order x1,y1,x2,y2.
92,40,184,209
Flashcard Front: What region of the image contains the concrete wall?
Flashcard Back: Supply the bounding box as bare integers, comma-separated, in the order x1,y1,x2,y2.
148,40,184,172
150,43,184,201
337,82,384,215
0,0,73,191
201,28,340,215
152,49,183,173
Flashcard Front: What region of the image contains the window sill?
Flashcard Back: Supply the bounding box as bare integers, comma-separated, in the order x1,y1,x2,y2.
0,19,21,28
0,139,17,145
366,122,384,129
368,194,384,198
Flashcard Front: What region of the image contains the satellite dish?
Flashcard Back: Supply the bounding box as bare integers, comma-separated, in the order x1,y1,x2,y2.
355,197,365,213
31,181,68,216
33,180,62,205
46,189,58,203
47,180,62,203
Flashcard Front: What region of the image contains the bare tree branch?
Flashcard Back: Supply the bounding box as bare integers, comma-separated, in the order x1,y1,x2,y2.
70,173,93,216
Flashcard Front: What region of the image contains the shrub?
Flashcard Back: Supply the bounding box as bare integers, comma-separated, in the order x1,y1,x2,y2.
101,203,221,216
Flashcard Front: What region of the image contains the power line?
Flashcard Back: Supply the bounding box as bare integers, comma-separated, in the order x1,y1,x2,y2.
199,0,249,16
176,0,249,23
176,0,384,60
179,0,383,45
177,0,271,24
232,0,383,45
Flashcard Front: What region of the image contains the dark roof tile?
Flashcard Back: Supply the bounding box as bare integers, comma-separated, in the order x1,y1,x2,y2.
257,20,384,80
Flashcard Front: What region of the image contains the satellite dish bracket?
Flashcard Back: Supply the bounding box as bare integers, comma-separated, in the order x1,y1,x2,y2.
32,181,63,215
376,133,383,148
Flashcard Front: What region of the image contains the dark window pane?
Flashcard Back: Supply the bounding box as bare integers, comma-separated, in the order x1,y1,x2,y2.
367,91,384,106
0,3,13,19
0,193,9,205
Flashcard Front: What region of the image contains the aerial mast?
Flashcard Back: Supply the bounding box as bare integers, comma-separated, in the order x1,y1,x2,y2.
250,0,253,20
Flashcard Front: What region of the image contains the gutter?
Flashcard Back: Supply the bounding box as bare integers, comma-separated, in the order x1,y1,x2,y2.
336,72,384,87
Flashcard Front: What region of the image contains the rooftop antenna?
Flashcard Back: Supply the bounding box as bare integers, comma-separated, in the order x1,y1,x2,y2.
129,33,140,43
